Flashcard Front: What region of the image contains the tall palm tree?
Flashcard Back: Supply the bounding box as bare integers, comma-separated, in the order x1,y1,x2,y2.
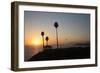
54,22,59,48
41,32,44,48
45,36,49,46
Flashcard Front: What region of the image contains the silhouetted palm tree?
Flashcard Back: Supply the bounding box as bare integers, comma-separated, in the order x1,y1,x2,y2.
45,36,49,46
41,32,44,48
54,22,59,48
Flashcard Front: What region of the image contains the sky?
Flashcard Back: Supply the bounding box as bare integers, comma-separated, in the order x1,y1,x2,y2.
24,11,90,48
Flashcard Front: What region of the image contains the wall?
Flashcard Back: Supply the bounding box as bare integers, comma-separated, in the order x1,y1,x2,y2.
0,0,99,73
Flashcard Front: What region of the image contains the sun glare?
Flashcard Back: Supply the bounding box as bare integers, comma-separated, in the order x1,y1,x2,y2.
32,38,41,46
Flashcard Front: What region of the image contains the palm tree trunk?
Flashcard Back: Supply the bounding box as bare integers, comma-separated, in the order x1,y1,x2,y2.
47,41,48,46
56,28,59,48
42,36,44,48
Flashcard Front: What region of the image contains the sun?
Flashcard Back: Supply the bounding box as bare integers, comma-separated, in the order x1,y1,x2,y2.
33,40,39,45
32,38,41,46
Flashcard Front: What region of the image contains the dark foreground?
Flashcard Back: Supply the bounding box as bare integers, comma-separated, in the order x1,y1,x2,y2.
28,47,90,61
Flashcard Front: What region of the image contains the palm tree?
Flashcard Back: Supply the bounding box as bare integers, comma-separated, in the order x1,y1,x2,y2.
41,32,44,48
45,36,49,46
54,22,59,48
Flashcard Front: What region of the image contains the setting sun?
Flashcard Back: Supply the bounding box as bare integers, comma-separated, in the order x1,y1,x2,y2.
31,38,41,46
